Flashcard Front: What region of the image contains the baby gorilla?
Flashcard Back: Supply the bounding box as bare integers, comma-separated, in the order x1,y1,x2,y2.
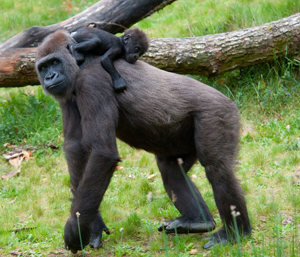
69,26,149,92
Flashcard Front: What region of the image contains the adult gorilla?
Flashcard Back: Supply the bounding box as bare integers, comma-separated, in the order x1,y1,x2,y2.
35,30,251,253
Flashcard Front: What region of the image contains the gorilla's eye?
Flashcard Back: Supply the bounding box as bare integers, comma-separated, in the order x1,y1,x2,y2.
40,65,46,71
134,46,141,53
53,60,59,65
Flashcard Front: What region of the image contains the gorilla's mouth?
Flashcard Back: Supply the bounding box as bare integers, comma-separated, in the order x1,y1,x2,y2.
47,80,64,89
46,80,67,95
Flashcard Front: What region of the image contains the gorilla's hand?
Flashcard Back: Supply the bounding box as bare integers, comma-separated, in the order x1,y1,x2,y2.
89,214,111,248
64,217,90,254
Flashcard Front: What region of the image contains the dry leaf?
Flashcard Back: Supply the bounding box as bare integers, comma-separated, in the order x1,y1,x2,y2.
148,174,155,180
10,250,22,256
3,151,22,159
147,192,153,202
1,167,22,179
190,249,198,255
9,156,23,167
22,151,31,160
292,171,300,185
63,0,73,12
282,216,293,225
3,150,31,167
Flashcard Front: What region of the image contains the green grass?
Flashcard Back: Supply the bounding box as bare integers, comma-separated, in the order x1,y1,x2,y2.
0,0,97,42
0,87,62,147
0,0,300,256
138,0,300,37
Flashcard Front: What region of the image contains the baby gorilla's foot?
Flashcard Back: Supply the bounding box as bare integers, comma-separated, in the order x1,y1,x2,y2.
113,77,127,92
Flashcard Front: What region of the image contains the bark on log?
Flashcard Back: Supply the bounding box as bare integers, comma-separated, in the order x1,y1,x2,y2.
141,13,300,76
0,13,300,87
0,48,37,87
0,0,176,50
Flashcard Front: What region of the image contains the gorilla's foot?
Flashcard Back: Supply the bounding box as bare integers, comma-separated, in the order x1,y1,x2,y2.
203,227,251,249
203,234,228,249
158,218,216,234
90,234,102,249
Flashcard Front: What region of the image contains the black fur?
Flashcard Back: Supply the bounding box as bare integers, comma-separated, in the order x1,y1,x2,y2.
35,30,251,253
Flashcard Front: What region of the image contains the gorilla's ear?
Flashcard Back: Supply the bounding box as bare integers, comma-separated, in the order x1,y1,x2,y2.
122,34,131,44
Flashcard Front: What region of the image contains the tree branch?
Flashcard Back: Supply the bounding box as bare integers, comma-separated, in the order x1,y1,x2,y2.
0,0,176,50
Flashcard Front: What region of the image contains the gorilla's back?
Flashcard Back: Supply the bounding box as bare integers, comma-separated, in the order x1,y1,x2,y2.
112,60,238,156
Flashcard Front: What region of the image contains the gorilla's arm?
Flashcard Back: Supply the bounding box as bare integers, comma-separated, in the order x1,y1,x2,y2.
69,28,102,64
63,78,120,252
61,99,87,191
60,99,111,251
100,48,126,92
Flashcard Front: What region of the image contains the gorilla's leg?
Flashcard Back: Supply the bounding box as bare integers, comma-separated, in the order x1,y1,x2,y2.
204,163,251,248
201,164,251,248
89,212,110,248
194,113,251,248
156,154,216,234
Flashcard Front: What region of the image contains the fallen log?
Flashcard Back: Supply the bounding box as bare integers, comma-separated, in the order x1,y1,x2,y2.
0,13,300,87
0,48,37,87
142,13,300,76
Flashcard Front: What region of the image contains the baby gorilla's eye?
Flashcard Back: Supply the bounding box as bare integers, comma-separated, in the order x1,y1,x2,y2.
52,60,59,65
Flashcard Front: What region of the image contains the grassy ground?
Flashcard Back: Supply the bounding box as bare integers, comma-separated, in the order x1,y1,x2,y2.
0,0,299,256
